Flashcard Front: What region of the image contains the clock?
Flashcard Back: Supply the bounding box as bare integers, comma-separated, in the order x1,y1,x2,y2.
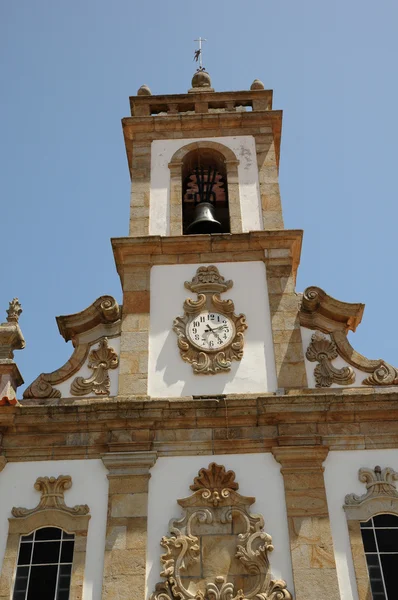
187,312,235,351
173,266,247,374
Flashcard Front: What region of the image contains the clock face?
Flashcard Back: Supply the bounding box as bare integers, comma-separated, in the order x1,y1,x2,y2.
187,312,235,351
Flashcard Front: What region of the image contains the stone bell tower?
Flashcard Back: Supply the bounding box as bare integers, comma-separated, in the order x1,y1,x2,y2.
113,69,307,399
2,65,398,600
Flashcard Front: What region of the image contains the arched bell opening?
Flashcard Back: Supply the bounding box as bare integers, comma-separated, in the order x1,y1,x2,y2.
182,148,230,235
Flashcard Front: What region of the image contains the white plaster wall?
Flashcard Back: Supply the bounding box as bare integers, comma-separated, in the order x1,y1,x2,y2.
0,459,108,600
324,449,398,600
148,261,277,397
54,336,120,398
301,327,370,388
147,453,294,597
149,136,262,235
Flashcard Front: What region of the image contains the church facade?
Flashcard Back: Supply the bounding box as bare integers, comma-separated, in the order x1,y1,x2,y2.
0,70,397,600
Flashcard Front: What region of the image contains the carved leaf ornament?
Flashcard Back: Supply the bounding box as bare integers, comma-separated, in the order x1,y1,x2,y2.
306,332,355,387
70,337,118,396
173,266,247,375
12,475,89,518
150,462,292,600
345,466,398,506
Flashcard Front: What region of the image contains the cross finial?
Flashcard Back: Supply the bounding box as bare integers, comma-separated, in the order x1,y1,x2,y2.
194,37,207,69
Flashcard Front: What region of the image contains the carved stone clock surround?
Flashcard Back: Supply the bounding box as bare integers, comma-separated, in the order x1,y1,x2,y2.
173,266,248,374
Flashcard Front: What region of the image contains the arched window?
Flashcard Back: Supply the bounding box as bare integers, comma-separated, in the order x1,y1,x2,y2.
168,141,241,236
344,466,398,600
13,527,75,600
360,514,398,599
181,148,230,235
0,475,90,600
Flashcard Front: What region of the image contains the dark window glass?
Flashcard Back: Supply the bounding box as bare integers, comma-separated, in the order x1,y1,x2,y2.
17,543,32,565
361,528,377,552
35,528,62,541
60,542,74,564
14,567,29,591
27,565,58,600
360,514,398,599
376,529,398,552
12,528,75,600
373,515,398,528
32,541,60,564
381,554,398,597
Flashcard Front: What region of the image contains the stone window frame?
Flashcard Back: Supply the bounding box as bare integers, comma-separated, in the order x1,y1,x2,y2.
343,466,398,600
168,141,241,236
0,475,90,600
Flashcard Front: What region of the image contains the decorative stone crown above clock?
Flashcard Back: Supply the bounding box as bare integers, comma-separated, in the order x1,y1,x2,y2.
173,266,247,375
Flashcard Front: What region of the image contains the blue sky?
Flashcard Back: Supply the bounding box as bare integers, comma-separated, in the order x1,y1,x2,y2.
1,0,397,393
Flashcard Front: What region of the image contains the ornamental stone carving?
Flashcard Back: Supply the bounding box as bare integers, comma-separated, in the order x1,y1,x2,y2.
300,286,398,387
12,475,89,518
70,337,118,396
23,295,121,400
344,466,398,506
0,298,25,360
150,462,292,600
344,465,398,524
173,267,247,375
306,332,355,387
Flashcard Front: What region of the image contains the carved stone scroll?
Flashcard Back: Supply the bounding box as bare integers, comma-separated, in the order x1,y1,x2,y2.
150,462,292,600
23,295,121,400
300,286,398,387
70,338,119,396
12,475,89,518
306,332,355,387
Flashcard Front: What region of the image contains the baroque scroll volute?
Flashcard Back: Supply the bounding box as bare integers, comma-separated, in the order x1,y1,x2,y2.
150,463,292,600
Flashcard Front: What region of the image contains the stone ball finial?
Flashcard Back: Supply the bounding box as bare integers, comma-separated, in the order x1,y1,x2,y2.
137,84,152,96
250,79,265,90
191,69,212,89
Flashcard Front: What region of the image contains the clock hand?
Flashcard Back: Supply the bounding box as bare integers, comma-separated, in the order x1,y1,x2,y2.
212,323,228,331
205,325,223,344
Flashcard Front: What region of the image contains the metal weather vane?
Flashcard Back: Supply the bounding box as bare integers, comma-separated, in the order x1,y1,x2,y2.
194,36,207,70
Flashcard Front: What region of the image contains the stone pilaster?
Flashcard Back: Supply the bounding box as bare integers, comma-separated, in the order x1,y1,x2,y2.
254,131,284,230
118,264,151,396
272,446,340,600
266,263,307,389
101,451,157,600
129,142,151,237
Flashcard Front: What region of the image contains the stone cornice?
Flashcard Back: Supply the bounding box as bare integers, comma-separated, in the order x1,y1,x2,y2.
122,109,283,173
129,89,274,115
300,286,364,334
112,230,303,283
56,295,121,343
0,388,398,461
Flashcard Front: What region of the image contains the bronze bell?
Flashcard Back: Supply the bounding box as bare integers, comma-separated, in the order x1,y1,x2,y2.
186,201,222,234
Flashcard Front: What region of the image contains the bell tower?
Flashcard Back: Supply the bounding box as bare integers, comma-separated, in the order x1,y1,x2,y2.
113,68,307,399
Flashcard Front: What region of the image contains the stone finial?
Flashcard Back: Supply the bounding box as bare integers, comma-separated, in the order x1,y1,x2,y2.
137,84,152,96
6,298,22,323
0,299,25,402
190,68,213,92
250,78,265,90
0,300,25,360
192,69,211,88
